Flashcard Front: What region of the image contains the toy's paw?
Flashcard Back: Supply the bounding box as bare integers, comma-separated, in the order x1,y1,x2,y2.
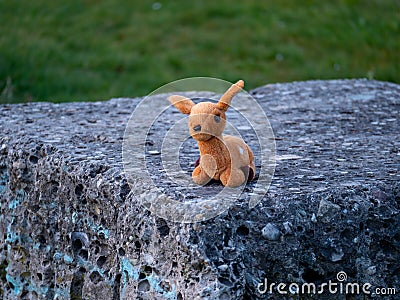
221,168,246,188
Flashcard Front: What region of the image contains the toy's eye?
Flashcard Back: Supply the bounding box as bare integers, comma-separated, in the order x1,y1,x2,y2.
214,115,220,123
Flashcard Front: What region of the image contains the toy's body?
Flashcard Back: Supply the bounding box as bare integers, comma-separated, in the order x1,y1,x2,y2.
168,80,255,187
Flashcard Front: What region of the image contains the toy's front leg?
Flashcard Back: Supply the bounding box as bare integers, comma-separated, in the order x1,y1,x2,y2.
192,166,211,185
192,154,217,185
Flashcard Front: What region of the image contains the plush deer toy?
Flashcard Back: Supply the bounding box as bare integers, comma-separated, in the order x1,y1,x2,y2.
168,80,255,187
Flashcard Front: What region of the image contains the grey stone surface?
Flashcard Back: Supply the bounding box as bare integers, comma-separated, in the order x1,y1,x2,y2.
0,79,399,299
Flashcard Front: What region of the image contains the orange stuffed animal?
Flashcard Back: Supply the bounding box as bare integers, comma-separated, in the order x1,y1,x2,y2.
168,80,255,187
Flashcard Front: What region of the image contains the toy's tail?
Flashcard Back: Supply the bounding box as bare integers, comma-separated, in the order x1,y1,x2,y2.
217,80,244,111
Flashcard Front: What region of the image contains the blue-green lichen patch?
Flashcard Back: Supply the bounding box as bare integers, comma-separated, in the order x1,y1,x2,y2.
5,189,26,244
89,222,110,239
8,189,25,210
120,258,177,299
5,266,23,296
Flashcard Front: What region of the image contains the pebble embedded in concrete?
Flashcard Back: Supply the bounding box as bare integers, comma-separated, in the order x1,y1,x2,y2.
317,198,341,223
261,223,281,241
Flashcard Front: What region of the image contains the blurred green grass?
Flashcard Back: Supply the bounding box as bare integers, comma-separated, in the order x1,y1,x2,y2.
0,0,399,103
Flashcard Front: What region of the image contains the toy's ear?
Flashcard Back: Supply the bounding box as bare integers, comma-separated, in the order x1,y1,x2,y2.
168,95,195,115
217,80,244,111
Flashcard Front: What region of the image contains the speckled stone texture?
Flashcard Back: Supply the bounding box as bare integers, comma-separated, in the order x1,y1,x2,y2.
0,79,399,299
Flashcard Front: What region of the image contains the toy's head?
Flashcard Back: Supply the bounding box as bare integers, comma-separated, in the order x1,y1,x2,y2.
168,80,244,142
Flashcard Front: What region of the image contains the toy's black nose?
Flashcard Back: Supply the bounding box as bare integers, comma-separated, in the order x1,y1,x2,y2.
193,125,201,132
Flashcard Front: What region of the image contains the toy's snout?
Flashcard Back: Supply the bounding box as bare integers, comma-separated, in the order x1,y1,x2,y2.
193,125,202,132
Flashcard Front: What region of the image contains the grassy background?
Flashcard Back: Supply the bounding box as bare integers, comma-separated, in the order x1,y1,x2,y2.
0,0,399,103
